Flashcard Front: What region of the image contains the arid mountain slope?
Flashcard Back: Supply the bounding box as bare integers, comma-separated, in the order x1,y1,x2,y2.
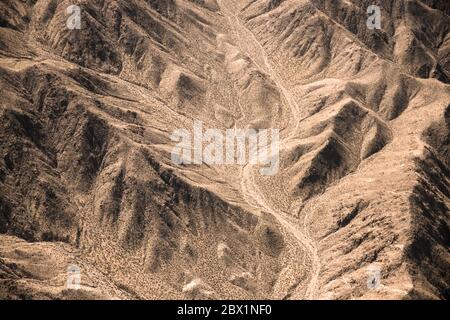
0,0,449,299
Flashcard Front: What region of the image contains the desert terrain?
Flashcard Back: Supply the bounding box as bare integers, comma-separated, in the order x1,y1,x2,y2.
0,0,449,300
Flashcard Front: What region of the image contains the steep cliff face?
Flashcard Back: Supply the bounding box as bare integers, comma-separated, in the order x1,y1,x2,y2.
0,0,448,299
407,104,450,299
